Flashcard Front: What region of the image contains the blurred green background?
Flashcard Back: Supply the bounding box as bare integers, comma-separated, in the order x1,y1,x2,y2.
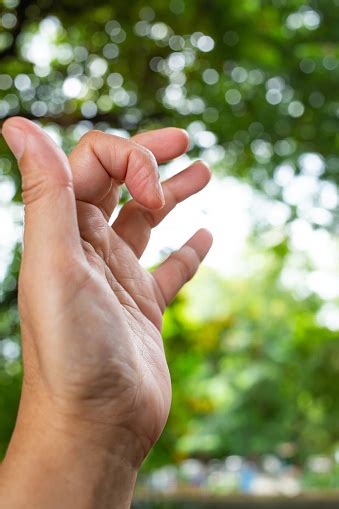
0,0,339,501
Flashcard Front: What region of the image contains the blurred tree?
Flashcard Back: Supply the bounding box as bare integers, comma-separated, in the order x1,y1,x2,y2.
0,0,338,208
0,245,21,457
146,248,339,469
0,0,338,479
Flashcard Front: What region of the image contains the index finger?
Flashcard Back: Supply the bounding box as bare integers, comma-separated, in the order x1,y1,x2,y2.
132,127,189,163
69,128,190,217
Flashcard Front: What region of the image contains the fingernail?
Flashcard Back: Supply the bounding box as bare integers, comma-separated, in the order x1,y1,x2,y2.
2,126,26,160
196,159,209,168
156,181,165,207
180,128,190,147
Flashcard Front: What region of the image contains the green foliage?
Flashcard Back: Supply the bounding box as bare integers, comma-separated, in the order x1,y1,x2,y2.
144,255,339,469
1,0,339,206
0,246,22,457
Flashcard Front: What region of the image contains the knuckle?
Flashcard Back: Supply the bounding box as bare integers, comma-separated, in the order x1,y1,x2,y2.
173,245,199,282
22,173,71,206
22,174,49,204
142,208,157,228
172,252,193,282
80,130,102,145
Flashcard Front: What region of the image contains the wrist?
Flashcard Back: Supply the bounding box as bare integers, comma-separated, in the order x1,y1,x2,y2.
1,392,140,508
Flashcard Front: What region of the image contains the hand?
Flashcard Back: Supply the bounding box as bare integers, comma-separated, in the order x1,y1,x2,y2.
0,118,212,508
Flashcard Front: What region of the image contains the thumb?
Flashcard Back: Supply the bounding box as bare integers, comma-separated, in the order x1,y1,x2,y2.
2,117,81,263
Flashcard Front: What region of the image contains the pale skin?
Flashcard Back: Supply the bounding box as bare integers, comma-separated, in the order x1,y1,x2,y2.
0,117,213,508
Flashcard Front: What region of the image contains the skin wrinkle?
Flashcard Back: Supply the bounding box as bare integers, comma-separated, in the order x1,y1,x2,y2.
151,275,168,315
94,137,123,218
79,211,163,330
107,250,162,331
22,178,74,206
126,147,159,205
96,178,115,221
92,203,204,323
88,132,160,204
170,246,201,281
106,236,153,297
80,239,140,322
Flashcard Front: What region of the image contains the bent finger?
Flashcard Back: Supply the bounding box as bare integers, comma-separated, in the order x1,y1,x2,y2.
69,128,189,219
69,131,164,217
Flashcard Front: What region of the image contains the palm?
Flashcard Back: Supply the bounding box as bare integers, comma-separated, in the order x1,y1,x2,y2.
72,130,211,450
76,199,170,451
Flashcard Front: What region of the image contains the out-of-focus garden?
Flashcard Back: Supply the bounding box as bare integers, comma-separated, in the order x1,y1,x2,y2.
0,0,339,505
